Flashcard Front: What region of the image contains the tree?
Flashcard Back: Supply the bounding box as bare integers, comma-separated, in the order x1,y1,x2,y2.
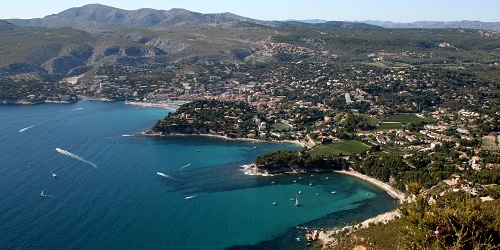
406,182,422,196
400,193,500,249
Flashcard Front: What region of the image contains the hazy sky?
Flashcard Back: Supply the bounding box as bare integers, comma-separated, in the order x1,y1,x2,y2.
2,0,499,22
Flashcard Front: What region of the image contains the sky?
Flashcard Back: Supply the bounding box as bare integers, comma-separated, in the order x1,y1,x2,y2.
1,0,499,22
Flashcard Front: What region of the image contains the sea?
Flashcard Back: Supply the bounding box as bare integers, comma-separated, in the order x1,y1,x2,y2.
0,101,398,250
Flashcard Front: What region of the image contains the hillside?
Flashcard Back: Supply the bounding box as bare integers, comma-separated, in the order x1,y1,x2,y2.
0,23,165,81
6,4,376,32
0,4,499,81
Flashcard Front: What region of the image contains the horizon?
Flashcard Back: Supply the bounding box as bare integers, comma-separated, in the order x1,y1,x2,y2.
1,0,499,23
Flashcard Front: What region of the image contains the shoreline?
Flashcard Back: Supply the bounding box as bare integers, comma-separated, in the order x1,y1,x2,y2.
136,131,305,147
239,166,406,247
316,169,406,246
317,209,401,246
124,100,182,110
241,165,407,202
135,120,407,247
336,169,406,201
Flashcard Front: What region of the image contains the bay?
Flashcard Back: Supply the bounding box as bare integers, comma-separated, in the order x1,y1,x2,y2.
0,101,397,249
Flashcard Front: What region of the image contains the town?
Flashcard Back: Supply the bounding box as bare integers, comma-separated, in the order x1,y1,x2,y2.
75,60,496,198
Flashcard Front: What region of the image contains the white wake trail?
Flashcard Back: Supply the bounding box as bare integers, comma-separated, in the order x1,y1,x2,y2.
19,125,36,132
156,172,178,180
180,163,191,169
184,195,197,200
55,148,97,168
19,121,48,133
40,191,56,198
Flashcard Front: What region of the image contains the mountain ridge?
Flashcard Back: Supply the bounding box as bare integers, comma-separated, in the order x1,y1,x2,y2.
0,4,498,82
5,4,378,31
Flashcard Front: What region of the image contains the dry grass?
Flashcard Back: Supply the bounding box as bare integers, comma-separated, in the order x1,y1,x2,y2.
482,135,500,151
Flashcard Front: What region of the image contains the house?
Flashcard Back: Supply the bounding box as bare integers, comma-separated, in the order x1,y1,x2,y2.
406,135,418,143
470,156,481,171
259,122,267,131
376,135,388,144
444,175,461,187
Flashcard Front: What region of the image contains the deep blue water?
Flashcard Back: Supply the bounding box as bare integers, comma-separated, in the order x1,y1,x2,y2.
0,101,397,249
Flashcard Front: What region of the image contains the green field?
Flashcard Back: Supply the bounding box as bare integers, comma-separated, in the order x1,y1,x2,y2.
271,123,292,131
308,140,371,156
363,60,411,68
384,114,424,124
360,114,380,126
377,122,404,130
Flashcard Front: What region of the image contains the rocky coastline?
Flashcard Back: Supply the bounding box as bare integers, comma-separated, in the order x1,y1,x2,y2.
135,130,305,147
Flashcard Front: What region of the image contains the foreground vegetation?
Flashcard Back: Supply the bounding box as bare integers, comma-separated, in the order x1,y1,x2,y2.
330,192,500,250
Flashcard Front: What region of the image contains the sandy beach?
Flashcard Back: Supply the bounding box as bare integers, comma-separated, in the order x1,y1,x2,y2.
138,130,405,247
315,169,406,246
336,169,406,201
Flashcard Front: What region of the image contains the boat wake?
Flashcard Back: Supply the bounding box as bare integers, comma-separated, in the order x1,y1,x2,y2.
40,191,56,198
55,148,98,168
19,125,37,133
184,195,197,200
71,108,83,111
157,172,178,180
180,163,191,169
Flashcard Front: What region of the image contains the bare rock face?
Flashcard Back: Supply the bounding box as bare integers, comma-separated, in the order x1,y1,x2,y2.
41,45,93,75
146,38,187,54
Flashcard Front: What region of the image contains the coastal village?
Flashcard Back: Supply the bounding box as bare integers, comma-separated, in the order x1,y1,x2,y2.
1,2,500,249
74,61,499,191
5,55,500,249
76,61,500,247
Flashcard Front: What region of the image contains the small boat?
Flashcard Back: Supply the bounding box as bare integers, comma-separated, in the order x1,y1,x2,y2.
157,172,167,177
316,193,320,196
41,191,44,196
293,180,296,183
325,177,330,180
331,191,337,194
271,181,275,184
184,195,197,200
51,173,57,178
273,201,277,206
298,190,302,194
309,181,313,186
296,237,301,242
295,196,300,206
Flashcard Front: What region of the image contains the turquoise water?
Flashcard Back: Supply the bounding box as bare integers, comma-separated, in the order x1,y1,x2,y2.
0,101,397,249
